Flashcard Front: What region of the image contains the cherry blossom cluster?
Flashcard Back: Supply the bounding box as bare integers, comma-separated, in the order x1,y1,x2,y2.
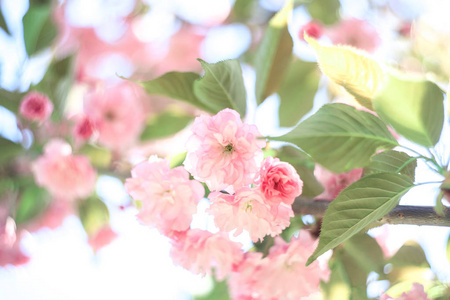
125,108,329,299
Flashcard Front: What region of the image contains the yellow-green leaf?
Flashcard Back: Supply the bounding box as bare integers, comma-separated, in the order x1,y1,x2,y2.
305,35,384,110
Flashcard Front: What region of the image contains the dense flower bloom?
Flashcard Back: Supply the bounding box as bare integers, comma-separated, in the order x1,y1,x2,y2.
32,139,97,201
229,231,329,300
208,188,293,242
184,109,265,191
84,83,145,150
19,91,53,122
171,229,243,280
125,156,204,235
381,283,430,300
88,225,118,252
327,18,381,53
314,166,363,200
299,21,323,40
257,156,303,206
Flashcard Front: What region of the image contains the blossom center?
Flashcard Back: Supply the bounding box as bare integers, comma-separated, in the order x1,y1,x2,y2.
161,189,176,204
105,111,116,121
223,143,234,153
240,200,253,213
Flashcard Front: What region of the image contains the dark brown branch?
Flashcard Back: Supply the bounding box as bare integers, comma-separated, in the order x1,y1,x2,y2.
292,197,450,227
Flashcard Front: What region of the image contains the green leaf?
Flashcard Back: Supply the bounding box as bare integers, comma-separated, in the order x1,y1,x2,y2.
342,233,385,275
365,150,417,181
306,0,340,25
0,137,23,164
194,59,247,116
22,1,57,56
140,110,193,141
34,55,75,120
306,173,414,265
434,191,445,218
271,103,398,173
280,215,304,242
138,72,214,113
15,185,50,225
305,35,384,110
78,197,110,235
79,144,112,169
388,241,429,268
321,259,351,300
0,7,10,35
194,278,231,300
230,0,257,22
254,0,293,105
278,59,320,127
373,73,444,147
170,152,187,169
276,146,324,198
0,88,26,112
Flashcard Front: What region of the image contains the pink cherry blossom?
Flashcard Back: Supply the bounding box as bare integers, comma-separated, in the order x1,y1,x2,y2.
257,156,303,206
19,91,53,122
170,229,243,280
314,166,363,200
84,82,145,150
381,283,430,300
125,156,204,235
32,139,97,201
299,21,323,40
327,18,381,53
208,188,293,242
88,225,118,252
229,231,329,300
184,109,266,191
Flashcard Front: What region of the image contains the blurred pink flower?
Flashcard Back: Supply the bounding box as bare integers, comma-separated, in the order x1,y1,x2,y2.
19,91,53,122
257,156,303,206
153,26,205,74
125,156,204,235
184,109,265,191
314,166,363,200
208,188,293,242
0,239,30,267
24,200,73,233
84,82,145,150
32,139,97,201
299,20,324,40
327,18,381,53
73,114,96,144
229,231,329,300
170,229,243,280
88,225,118,252
381,283,430,300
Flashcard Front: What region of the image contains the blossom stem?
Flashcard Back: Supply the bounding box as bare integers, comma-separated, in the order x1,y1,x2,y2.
292,197,450,227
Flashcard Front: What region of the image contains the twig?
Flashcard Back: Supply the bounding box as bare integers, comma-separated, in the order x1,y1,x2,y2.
292,197,450,227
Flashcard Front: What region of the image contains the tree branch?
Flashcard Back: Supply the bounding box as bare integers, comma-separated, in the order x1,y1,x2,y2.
292,197,450,227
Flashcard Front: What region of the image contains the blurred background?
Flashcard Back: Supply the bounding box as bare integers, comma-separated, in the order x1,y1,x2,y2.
1,0,450,299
